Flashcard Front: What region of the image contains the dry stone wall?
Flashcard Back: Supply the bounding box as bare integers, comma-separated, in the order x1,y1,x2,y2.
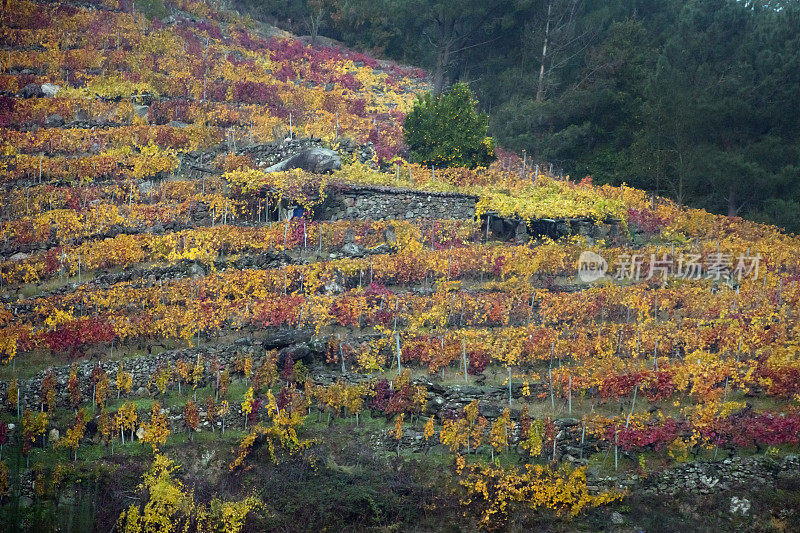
321,186,478,221
0,328,317,413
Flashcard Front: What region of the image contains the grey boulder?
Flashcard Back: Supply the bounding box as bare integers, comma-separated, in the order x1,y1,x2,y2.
41,83,61,97
265,147,341,174
20,83,43,98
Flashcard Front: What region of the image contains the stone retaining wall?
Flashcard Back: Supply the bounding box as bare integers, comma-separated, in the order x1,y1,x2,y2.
0,329,316,413
321,186,478,221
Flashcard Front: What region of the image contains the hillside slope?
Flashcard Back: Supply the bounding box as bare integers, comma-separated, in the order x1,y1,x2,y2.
1,1,800,531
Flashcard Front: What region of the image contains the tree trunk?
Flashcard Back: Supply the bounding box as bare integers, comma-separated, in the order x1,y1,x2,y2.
727,187,738,217
432,16,455,96
536,1,553,103
433,42,453,96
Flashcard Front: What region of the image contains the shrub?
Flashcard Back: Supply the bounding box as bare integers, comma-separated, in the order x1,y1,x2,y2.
403,83,495,169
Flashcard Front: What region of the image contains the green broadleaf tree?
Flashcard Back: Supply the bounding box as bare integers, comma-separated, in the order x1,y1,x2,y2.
403,82,495,169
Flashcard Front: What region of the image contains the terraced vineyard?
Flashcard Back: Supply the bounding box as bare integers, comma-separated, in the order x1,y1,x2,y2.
1,1,800,531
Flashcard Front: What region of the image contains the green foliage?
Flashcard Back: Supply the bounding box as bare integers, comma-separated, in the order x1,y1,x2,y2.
751,199,800,235
403,83,495,169
136,0,167,20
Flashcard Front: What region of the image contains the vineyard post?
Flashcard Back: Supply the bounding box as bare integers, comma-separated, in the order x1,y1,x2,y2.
522,150,526,180
395,332,402,375
462,338,468,383
501,365,509,406
289,113,293,138
549,367,554,410
722,377,728,405
441,337,445,379
203,42,207,103
626,385,637,428
431,166,435,182
636,328,640,356
614,430,618,471
653,339,658,371
485,215,490,243
534,163,539,177
653,293,658,320
529,291,535,323
568,375,572,414
715,377,730,459
553,431,557,461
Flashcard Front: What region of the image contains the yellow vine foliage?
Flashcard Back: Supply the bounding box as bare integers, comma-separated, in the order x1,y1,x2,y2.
118,453,261,533
456,459,624,530
141,403,170,453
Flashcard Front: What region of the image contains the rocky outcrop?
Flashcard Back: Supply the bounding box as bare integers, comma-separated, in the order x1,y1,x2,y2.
41,83,60,97
264,147,342,174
